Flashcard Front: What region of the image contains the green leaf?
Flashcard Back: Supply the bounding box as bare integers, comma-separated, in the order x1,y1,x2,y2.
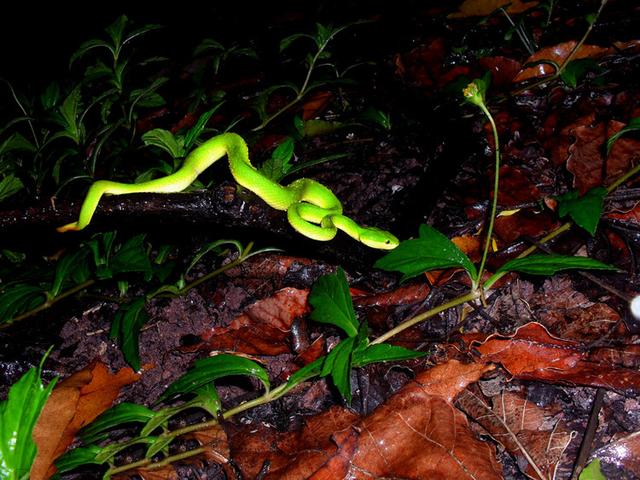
0,132,36,156
560,58,601,88
40,82,61,110
579,459,606,480
321,337,355,404
259,136,295,182
309,267,358,337
556,187,606,235
375,224,477,282
142,128,184,159
192,384,222,417
194,38,225,56
0,284,46,324
283,357,324,393
51,87,83,144
185,239,242,276
279,33,313,52
353,343,426,367
183,103,224,150
109,234,152,277
69,39,114,67
54,445,104,473
160,354,270,401
145,435,173,459
360,107,391,130
49,248,90,298
81,402,156,444
110,298,148,371
0,175,24,203
607,117,640,154
496,254,617,276
0,355,57,479
105,15,128,48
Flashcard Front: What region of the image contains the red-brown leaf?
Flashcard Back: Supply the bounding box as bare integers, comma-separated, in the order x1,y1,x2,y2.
466,323,640,391
31,362,141,480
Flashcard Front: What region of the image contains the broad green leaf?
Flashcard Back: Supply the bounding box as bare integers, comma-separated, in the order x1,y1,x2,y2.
51,87,83,144
607,117,640,154
375,224,477,282
321,337,355,403
105,15,128,48
110,298,148,371
280,33,313,52
0,356,57,479
361,107,391,130
183,103,224,150
194,38,225,56
109,234,152,277
160,354,270,401
353,343,426,367
49,248,90,298
283,357,324,393
556,187,606,235
0,132,36,156
560,58,601,88
122,23,163,48
0,284,45,324
0,175,24,203
40,82,61,110
309,267,358,337
579,459,606,480
496,254,617,276
54,445,104,473
142,128,184,159
259,136,295,182
69,39,114,66
145,435,173,459
81,402,156,444
192,384,222,417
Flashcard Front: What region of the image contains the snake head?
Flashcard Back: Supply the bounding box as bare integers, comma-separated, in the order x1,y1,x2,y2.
360,227,400,250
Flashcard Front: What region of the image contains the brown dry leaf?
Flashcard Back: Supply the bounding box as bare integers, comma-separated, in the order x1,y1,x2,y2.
449,0,538,18
530,277,624,341
514,41,610,82
466,322,640,391
479,56,522,86
353,283,430,307
202,287,309,355
593,431,640,475
607,200,640,224
564,119,640,194
498,166,543,205
31,362,141,480
302,91,333,120
457,390,574,480
231,360,502,479
493,209,559,244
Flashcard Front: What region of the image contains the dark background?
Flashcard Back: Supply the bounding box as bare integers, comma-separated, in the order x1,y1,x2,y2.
0,2,401,89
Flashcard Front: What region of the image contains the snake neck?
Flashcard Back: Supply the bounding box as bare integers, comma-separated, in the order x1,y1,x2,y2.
185,133,295,211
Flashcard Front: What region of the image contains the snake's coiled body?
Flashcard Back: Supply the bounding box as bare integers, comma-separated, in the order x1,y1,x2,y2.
58,133,399,250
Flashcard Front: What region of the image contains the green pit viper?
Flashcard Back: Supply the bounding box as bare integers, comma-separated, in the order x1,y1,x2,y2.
58,133,400,250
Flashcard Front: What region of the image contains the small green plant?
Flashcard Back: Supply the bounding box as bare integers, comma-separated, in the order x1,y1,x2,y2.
0,350,57,480
370,73,620,344
56,267,423,476
252,21,364,131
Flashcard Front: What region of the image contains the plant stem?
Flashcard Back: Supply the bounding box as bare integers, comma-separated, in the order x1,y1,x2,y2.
0,279,96,330
173,242,254,296
475,104,501,290
370,290,482,346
